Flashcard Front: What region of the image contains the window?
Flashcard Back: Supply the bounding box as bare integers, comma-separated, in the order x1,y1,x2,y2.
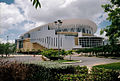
56,37,57,47
63,28,68,32
51,38,53,46
61,38,62,47
45,38,46,44
89,31,91,34
87,30,88,34
47,37,48,44
82,28,85,33
54,38,55,46
76,28,81,32
42,38,44,43
71,28,75,32
28,33,30,38
19,41,23,48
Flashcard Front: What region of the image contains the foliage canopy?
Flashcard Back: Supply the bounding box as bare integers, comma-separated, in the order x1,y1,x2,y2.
101,0,120,45
31,0,41,9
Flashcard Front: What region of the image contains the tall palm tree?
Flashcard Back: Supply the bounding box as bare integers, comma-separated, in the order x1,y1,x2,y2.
31,0,41,9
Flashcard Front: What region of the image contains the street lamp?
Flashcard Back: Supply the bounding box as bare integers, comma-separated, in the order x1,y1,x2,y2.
7,35,9,43
54,20,62,56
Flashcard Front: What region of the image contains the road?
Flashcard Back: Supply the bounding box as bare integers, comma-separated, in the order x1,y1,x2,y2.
64,56,120,67
1,55,42,63
1,55,120,68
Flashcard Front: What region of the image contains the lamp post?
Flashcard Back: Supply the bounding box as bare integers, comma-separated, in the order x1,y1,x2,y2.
54,20,62,56
7,35,9,43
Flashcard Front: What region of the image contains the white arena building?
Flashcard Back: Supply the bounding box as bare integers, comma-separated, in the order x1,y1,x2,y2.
16,19,103,51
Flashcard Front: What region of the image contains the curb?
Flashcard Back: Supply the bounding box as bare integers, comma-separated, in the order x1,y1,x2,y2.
62,60,82,64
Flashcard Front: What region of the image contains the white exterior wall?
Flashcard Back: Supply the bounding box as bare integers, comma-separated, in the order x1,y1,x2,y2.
78,32,82,37
62,36,75,50
30,29,75,50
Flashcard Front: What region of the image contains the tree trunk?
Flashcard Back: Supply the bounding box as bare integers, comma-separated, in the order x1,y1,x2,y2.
1,54,3,57
6,53,7,57
70,55,72,60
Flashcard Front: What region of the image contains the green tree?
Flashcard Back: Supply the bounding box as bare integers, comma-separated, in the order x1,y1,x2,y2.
9,43,16,54
60,49,67,56
0,43,5,57
101,0,120,45
67,50,73,60
41,49,58,58
26,49,30,54
31,0,41,9
0,43,16,57
4,43,10,57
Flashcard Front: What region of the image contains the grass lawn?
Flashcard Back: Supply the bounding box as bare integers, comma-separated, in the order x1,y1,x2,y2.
93,62,120,70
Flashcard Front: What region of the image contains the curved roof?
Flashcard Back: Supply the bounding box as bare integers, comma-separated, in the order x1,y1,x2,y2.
49,19,97,33
21,19,97,37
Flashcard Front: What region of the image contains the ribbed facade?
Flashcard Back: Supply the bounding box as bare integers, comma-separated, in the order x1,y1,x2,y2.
16,19,103,51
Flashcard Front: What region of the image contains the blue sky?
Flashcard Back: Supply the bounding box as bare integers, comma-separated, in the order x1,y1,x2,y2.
0,0,110,43
0,0,14,4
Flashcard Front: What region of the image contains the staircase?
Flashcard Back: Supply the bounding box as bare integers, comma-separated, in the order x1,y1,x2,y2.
32,42,47,51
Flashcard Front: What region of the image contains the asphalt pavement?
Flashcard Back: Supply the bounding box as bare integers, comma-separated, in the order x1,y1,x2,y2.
1,55,120,68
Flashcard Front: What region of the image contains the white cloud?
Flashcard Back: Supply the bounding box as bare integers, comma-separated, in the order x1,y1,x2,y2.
0,33,16,43
93,13,108,25
60,0,77,8
23,23,35,31
35,22,46,27
0,3,25,33
14,0,108,23
0,0,109,39
0,38,2,43
0,39,15,44
23,22,46,31
95,28,108,39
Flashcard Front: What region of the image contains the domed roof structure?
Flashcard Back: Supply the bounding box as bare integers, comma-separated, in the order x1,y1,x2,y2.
21,19,97,36
49,19,97,33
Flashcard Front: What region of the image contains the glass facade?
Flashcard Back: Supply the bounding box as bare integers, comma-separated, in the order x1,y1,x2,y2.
19,40,23,48
55,27,92,34
79,37,103,47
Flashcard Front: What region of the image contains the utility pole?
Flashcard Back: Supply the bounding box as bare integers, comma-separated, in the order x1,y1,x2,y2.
54,20,62,56
7,35,9,43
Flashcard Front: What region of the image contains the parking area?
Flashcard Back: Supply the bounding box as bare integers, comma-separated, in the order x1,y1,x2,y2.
1,55,120,68
64,56,120,67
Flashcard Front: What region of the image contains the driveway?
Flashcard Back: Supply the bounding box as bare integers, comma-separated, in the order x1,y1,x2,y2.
1,55,42,63
1,55,120,68
64,56,120,67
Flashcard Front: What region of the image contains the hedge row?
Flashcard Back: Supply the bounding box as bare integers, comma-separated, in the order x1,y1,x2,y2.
58,68,120,81
75,44,120,57
0,61,119,81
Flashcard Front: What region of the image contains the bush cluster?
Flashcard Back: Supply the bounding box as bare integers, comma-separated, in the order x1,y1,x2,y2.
57,67,120,81
0,43,16,57
0,61,75,81
40,49,68,60
75,44,120,57
90,67,120,81
0,61,30,81
0,61,120,81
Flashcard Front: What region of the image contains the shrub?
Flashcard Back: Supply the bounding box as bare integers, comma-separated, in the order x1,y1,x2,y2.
57,74,89,81
1,61,119,81
0,61,30,81
75,66,88,74
0,60,75,81
41,49,63,60
56,66,89,81
23,62,76,81
90,67,120,81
